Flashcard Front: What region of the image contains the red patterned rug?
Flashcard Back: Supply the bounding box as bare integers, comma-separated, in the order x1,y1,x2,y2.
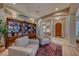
36,43,62,56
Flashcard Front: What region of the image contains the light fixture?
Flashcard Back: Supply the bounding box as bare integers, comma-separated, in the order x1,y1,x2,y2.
29,18,35,23
55,16,60,20
13,3,16,5
38,19,42,26
55,8,58,11
43,25,46,32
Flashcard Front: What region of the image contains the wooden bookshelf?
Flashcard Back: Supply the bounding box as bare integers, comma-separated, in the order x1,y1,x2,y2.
5,18,36,48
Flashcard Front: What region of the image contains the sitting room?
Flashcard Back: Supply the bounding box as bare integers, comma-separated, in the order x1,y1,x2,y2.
0,3,79,56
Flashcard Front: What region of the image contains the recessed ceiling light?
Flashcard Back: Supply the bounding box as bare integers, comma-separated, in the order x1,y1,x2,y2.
55,8,58,11
13,3,16,5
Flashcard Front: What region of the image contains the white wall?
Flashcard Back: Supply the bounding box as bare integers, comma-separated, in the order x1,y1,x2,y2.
0,8,4,20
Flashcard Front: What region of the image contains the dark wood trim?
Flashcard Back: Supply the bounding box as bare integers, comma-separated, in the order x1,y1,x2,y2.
7,18,36,26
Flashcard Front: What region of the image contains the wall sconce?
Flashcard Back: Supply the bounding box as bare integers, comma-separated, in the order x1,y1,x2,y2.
55,16,61,20
13,3,16,5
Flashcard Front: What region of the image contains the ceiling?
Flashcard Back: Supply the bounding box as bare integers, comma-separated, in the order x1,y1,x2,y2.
5,3,70,18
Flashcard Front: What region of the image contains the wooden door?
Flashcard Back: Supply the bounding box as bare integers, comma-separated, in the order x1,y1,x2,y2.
55,23,62,37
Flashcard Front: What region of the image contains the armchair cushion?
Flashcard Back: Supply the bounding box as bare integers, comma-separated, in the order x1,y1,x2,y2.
8,46,32,56
15,36,29,47
39,37,50,45
29,39,39,44
8,36,39,56
25,44,39,56
8,44,39,56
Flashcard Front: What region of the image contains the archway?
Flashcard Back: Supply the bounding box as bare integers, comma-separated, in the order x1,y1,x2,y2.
55,23,62,37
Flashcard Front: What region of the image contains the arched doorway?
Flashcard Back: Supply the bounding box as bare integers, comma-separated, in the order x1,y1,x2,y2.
55,23,62,37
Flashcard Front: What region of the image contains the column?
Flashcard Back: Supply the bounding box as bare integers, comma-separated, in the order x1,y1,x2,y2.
65,16,70,43
50,18,54,37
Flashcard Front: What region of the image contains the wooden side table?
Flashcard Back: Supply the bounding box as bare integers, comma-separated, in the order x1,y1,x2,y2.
5,38,16,48
0,46,5,53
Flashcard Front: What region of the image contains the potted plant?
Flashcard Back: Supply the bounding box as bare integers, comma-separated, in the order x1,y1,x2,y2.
0,23,8,52
0,23,8,39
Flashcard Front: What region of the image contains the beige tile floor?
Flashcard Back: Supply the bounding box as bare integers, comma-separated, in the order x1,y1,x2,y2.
62,44,79,56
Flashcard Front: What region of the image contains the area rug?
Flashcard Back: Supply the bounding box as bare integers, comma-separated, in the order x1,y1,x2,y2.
36,43,62,56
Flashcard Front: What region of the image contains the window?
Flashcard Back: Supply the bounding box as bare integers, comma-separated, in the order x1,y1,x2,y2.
76,18,79,35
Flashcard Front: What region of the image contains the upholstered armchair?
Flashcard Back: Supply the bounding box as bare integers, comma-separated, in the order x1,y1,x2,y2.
8,36,39,56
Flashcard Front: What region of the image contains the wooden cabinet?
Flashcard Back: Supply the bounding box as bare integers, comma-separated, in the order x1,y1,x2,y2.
5,37,16,48
0,47,5,53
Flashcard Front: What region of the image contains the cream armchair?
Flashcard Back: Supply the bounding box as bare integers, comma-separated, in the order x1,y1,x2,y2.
8,36,39,56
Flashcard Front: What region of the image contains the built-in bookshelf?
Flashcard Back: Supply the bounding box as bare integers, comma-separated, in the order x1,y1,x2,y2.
5,18,36,48
7,18,36,38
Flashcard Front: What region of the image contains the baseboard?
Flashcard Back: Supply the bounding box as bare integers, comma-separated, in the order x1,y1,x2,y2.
51,40,76,48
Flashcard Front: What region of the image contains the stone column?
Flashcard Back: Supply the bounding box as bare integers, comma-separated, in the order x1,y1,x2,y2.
50,18,54,37
36,19,43,37
65,16,70,43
